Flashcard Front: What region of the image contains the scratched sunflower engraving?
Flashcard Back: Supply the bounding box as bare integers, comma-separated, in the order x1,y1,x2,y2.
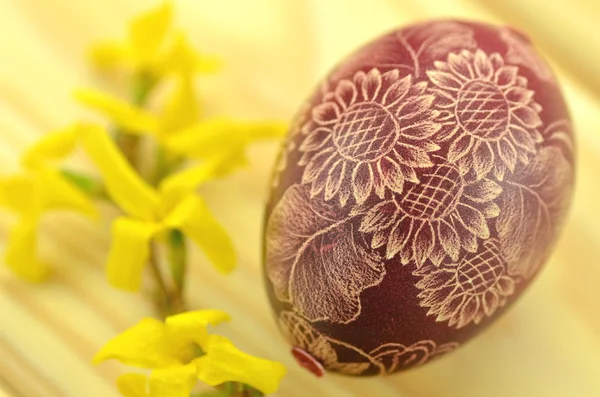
359,159,501,266
298,68,442,206
428,49,543,180
414,239,516,328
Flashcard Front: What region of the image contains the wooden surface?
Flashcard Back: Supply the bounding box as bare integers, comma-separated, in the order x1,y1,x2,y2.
1,0,600,396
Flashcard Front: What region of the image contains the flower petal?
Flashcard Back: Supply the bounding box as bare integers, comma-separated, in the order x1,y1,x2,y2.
496,276,516,296
0,175,39,215
80,124,160,220
447,134,474,163
382,75,411,107
457,296,480,328
4,220,49,282
456,203,489,239
361,69,382,101
116,373,150,397
21,126,79,170
89,42,128,70
509,125,536,153
387,216,413,260
335,79,357,108
74,90,159,134
438,293,465,323
505,87,534,105
397,94,436,120
164,195,236,273
393,145,433,168
379,157,405,194
159,33,221,77
482,290,500,317
165,118,287,159
106,217,161,291
165,310,230,348
416,268,456,291
299,128,331,151
448,52,473,80
437,220,460,261
149,364,197,397
159,75,200,136
480,201,501,218
128,2,172,63
93,317,182,367
359,200,398,233
372,230,387,249
196,335,286,394
351,162,374,204
401,121,442,140
493,162,506,181
301,148,335,184
312,102,340,125
472,141,494,179
398,162,420,184
512,106,543,128
498,139,517,172
463,178,502,203
454,218,478,252
489,53,504,69
494,66,518,88
426,70,463,91
473,50,493,79
324,160,346,200
39,169,98,218
160,154,244,206
413,222,436,265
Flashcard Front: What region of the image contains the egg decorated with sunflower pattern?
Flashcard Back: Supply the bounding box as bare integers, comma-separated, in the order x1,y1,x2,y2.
263,20,574,377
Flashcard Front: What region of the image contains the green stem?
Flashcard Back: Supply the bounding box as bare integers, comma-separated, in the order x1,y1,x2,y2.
168,229,187,298
60,169,108,200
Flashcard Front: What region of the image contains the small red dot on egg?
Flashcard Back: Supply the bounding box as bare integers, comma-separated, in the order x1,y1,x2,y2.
291,347,325,377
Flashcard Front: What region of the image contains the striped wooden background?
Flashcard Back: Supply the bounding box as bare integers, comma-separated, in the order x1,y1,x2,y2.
1,0,599,396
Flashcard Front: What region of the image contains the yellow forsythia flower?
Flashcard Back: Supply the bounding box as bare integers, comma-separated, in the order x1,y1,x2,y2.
78,125,236,291
74,86,287,164
0,126,97,281
94,310,286,396
90,2,219,78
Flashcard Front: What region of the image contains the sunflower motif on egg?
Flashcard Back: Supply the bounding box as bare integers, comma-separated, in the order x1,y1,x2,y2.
414,239,516,328
428,49,543,180
298,68,443,206
359,159,502,267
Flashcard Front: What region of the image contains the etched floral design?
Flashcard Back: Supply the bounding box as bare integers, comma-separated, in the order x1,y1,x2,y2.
415,239,516,328
500,27,554,82
369,340,459,373
279,311,381,375
266,184,385,324
359,160,501,266
428,49,543,180
299,68,442,206
496,146,574,278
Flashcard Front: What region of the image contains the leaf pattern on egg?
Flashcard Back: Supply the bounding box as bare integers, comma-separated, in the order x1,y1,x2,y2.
265,184,385,324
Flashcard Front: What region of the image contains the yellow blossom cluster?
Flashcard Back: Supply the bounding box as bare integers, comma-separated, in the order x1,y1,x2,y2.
0,2,287,395
96,310,286,396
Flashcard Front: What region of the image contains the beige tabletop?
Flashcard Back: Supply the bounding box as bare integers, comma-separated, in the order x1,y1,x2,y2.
1,0,600,396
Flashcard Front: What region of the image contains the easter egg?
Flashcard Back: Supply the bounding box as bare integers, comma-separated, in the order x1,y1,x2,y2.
263,19,575,377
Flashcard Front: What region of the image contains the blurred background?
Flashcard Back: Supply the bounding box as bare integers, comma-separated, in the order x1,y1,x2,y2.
0,0,599,396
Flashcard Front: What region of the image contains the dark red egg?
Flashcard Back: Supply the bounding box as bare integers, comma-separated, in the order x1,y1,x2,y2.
263,19,575,376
